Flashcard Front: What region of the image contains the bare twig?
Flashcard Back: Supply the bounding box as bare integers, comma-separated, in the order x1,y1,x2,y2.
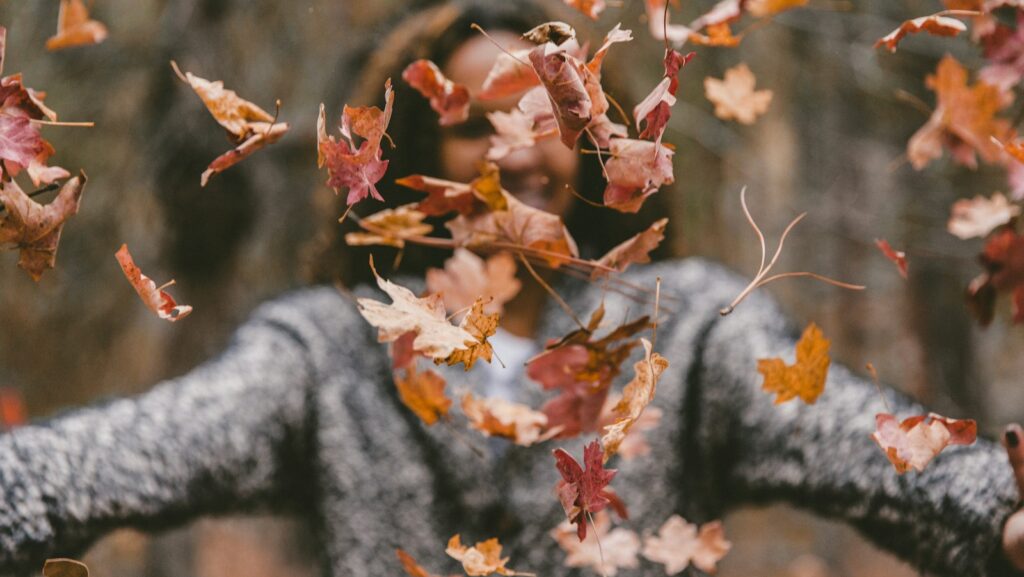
720,187,864,315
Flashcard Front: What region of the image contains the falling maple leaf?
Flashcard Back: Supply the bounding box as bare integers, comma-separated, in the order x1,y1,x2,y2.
563,0,606,20
171,61,289,186
704,63,773,125
394,364,451,426
907,55,1010,170
603,139,675,213
345,203,433,249
426,249,521,316
600,338,669,462
446,535,518,577
397,174,477,216
875,14,967,53
318,80,394,206
479,49,540,101
356,259,476,360
871,412,977,473
441,298,499,370
747,0,808,17
115,244,193,322
402,60,471,126
550,511,640,576
598,393,662,460
0,173,86,281
967,227,1024,324
757,322,830,404
634,50,695,146
445,185,580,268
875,238,909,279
531,307,651,437
948,192,1020,239
689,22,744,47
45,0,108,52
592,218,668,279
552,439,626,541
641,515,731,575
461,393,558,446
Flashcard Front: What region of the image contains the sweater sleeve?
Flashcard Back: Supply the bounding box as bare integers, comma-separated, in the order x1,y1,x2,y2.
0,287,349,575
683,268,1023,577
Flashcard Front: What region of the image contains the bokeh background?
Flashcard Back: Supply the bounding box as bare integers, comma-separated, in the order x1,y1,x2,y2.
0,0,1020,576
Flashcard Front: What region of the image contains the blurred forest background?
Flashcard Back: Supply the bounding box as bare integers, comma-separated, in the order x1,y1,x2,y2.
0,0,1020,576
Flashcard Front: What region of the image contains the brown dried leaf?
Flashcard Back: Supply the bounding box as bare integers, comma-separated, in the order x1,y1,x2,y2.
601,338,669,461
115,244,193,322
757,322,830,404
345,203,433,249
462,393,557,446
871,412,977,473
641,516,731,575
948,192,1020,239
704,63,772,124
0,173,86,281
592,218,668,279
426,249,521,315
875,14,967,53
442,298,499,370
45,0,108,52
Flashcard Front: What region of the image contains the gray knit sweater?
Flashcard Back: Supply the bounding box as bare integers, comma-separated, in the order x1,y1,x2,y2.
0,258,1020,577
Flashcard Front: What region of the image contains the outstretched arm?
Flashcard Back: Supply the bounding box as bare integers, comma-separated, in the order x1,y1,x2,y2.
0,288,347,574
685,280,1022,577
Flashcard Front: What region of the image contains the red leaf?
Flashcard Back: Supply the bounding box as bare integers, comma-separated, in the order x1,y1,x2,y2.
603,139,675,213
635,50,695,144
318,79,394,206
875,238,908,279
552,440,623,541
115,244,193,322
402,59,471,126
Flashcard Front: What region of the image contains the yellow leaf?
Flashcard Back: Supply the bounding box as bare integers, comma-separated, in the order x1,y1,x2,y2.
394,365,451,426
757,322,830,404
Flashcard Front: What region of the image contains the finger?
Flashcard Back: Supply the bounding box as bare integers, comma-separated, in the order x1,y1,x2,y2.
1004,424,1024,499
1003,510,1024,570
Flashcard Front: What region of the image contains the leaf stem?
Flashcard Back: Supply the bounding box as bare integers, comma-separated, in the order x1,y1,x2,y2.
518,252,586,331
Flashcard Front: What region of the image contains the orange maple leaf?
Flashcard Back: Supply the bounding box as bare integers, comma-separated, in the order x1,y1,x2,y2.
394,365,451,426
757,322,830,404
871,412,977,473
446,535,518,577
45,0,108,52
704,63,772,125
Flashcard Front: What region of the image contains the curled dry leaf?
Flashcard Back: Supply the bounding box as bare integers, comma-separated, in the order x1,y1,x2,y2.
531,307,651,437
446,535,517,577
592,218,668,279
875,14,967,53
397,549,445,577
441,298,499,370
43,558,89,577
461,393,558,446
45,0,108,52
523,22,578,46
688,22,744,47
356,259,476,360
426,249,521,315
486,109,555,161
908,55,1010,170
397,174,476,216
641,516,732,575
446,187,580,268
528,42,592,149
599,393,662,460
948,192,1020,239
171,61,289,186
757,322,830,404
967,228,1024,324
871,412,977,473
635,50,696,146
600,338,669,462
0,173,86,281
394,364,451,426
318,80,394,206
704,63,773,125
553,439,626,541
345,203,433,249
550,511,640,576
402,60,471,126
875,238,909,279
479,49,539,101
604,139,675,213
115,244,193,322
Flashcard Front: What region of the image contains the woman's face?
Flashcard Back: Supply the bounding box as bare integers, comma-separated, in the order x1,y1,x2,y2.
440,33,578,216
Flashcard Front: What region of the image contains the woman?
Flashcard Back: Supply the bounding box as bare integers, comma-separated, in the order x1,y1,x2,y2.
2,2,1024,577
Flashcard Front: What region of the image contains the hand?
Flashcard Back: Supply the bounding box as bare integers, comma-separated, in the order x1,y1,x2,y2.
1002,424,1024,570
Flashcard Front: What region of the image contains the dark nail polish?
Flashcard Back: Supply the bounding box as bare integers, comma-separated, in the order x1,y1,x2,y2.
1008,430,1019,448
